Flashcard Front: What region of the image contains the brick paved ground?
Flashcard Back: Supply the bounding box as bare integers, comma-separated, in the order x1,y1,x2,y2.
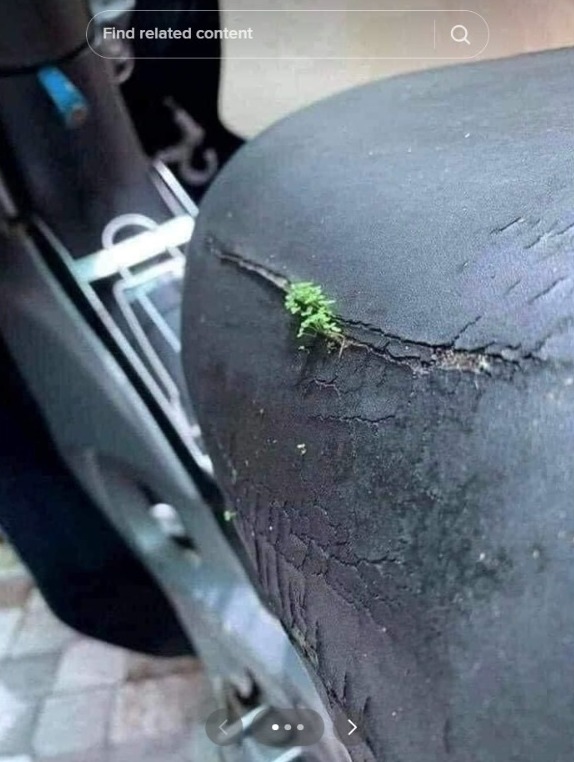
0,559,213,762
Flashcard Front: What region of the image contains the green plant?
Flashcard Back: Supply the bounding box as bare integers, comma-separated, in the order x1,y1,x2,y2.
285,281,342,341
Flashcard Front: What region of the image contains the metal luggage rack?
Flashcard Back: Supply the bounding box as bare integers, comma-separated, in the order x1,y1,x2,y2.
113,254,185,392
105,212,186,409
50,162,212,475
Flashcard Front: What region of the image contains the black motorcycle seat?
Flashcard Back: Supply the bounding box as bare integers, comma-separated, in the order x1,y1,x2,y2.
183,48,574,762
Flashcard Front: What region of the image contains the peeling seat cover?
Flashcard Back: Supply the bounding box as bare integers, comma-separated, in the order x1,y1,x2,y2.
183,48,574,762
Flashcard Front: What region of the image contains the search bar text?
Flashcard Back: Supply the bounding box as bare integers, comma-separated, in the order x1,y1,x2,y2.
88,10,490,61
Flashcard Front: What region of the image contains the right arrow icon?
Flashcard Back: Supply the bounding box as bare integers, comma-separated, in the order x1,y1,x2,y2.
334,712,362,747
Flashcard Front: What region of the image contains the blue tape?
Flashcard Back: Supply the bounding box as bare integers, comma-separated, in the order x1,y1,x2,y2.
37,66,89,129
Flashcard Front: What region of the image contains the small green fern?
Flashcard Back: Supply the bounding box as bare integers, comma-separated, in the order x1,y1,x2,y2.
285,281,342,341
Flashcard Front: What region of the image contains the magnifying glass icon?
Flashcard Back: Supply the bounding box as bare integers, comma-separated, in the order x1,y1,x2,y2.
451,24,471,45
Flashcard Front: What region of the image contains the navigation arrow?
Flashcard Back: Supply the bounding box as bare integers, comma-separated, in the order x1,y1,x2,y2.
348,719,357,736
219,719,229,736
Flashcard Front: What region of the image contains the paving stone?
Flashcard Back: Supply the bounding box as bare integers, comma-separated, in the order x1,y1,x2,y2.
24,590,48,613
109,673,206,745
0,610,22,660
9,605,75,659
0,684,39,757
178,721,221,762
125,654,200,683
36,749,110,762
0,653,61,699
33,689,112,758
54,639,126,692
0,544,21,572
108,734,185,762
0,567,33,610
1,584,209,760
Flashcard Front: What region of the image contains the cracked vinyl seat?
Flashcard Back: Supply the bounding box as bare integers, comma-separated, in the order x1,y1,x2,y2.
182,48,574,762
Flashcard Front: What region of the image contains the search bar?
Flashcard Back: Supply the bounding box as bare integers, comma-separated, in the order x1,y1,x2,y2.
88,10,490,61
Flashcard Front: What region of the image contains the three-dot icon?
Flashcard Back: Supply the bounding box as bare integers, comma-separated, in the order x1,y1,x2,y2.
271,723,305,732
255,708,324,746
